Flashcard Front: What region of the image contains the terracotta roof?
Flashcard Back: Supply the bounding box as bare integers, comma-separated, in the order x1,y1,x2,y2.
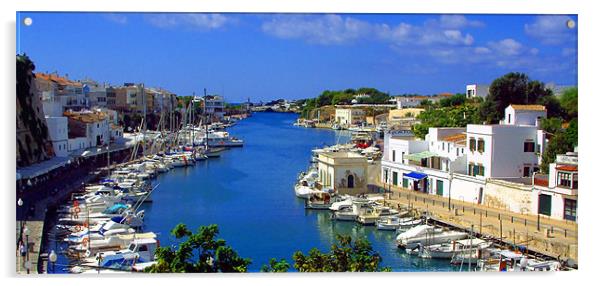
64,111,107,123
509,104,546,111
556,165,578,172
36,72,82,87
438,93,454,97
441,133,466,144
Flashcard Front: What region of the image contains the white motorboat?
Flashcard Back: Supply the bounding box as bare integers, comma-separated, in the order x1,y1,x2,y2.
377,216,418,231
396,225,468,249
410,238,492,259
71,238,159,273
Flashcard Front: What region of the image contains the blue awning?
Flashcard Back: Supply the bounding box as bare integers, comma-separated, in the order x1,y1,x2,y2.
403,171,427,181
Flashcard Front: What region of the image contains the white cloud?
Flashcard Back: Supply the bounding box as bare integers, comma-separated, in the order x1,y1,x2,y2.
488,38,523,56
104,13,127,25
145,14,230,30
438,15,484,29
261,15,373,45
524,15,577,45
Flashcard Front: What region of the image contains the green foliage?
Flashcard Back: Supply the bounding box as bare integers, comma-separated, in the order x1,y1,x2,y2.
419,99,434,108
438,93,466,107
541,118,578,174
145,224,251,273
536,95,564,118
292,234,391,272
559,87,578,119
540,117,563,134
481,72,553,123
331,92,355,105
412,104,482,139
260,258,291,272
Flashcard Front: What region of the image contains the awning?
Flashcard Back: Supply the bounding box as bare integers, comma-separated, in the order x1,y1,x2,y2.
405,151,438,162
403,171,427,181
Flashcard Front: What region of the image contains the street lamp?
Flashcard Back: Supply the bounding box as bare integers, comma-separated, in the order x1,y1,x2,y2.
49,250,57,273
24,226,30,274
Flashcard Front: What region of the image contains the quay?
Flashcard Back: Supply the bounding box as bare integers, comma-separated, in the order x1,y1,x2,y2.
378,181,578,265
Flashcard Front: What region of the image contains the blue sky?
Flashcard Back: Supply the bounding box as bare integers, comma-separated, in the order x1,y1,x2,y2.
16,13,577,102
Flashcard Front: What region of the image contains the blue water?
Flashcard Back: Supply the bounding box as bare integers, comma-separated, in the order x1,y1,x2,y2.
52,112,457,273
142,112,457,272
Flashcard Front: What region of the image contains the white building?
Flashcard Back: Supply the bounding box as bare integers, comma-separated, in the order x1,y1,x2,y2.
532,149,578,221
392,96,424,109
381,128,467,197
203,95,225,121
503,104,547,126
82,80,108,108
335,108,365,126
381,104,550,206
64,110,111,151
45,116,69,157
466,84,489,99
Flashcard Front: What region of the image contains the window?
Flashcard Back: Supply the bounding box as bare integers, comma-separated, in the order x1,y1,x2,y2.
469,163,484,176
563,199,577,221
507,113,511,124
524,141,535,152
469,138,476,151
392,172,398,185
558,172,573,188
538,194,552,216
392,150,396,162
477,139,485,153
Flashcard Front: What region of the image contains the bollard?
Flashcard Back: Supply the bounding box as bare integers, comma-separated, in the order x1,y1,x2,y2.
525,218,527,226
473,208,476,215
551,226,554,234
463,206,465,213
565,229,567,238
511,216,514,223
485,210,488,217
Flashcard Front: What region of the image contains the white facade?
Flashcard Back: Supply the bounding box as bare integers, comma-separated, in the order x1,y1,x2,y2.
45,116,69,157
335,108,365,125
465,124,541,178
204,95,225,120
466,84,489,98
503,105,547,126
393,96,422,109
532,150,578,221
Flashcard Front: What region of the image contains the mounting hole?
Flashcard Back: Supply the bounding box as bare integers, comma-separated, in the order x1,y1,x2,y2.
566,19,575,29
23,17,32,26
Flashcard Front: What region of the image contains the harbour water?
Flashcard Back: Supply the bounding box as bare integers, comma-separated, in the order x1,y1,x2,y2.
142,112,457,272
54,112,457,272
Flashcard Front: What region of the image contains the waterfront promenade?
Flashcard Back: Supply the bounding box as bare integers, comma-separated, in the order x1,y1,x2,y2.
379,181,578,264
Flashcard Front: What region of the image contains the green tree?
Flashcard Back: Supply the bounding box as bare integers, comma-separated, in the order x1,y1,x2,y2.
540,117,563,134
439,93,466,108
292,234,391,272
541,132,574,174
145,224,251,273
481,72,553,123
411,104,482,139
260,258,291,272
565,118,578,148
559,87,578,119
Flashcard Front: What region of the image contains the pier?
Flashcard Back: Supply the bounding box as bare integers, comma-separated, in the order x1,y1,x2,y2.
379,182,578,265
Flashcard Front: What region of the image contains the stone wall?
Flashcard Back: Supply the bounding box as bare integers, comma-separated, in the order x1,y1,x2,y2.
483,179,533,214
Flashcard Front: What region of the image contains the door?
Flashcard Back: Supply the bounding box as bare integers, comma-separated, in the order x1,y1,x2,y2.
538,194,552,216
392,172,398,186
436,180,444,196
402,178,408,189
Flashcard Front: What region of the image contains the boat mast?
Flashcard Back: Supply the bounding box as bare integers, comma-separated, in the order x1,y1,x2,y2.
204,88,209,150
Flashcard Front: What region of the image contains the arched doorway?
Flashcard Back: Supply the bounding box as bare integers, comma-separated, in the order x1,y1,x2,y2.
347,175,354,188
